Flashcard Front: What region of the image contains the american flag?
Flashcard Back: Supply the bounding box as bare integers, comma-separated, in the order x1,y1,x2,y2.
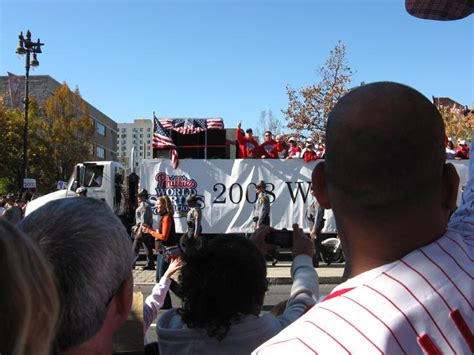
152,116,225,169
158,118,224,134
152,115,179,169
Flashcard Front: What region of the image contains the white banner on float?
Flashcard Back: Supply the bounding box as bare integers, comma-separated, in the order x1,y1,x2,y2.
140,158,319,234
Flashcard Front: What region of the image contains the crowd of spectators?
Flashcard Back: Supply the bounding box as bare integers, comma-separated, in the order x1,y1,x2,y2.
236,122,325,162
446,137,470,159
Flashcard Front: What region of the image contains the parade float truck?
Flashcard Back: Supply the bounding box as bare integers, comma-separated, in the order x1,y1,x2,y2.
25,118,470,238
25,157,320,236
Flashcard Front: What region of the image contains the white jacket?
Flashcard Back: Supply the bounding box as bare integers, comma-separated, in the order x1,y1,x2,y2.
156,255,318,355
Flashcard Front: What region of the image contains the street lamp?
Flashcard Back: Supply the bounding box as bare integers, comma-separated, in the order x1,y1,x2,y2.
15,30,44,190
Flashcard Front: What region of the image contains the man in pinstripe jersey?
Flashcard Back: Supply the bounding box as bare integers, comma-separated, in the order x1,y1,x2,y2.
254,82,473,354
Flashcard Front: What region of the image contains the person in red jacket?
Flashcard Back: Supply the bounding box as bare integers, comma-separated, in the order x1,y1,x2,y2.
260,131,279,159
286,137,302,159
455,139,470,159
236,122,260,158
275,135,289,159
300,139,319,163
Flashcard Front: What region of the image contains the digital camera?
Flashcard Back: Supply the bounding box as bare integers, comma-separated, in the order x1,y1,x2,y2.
265,229,293,248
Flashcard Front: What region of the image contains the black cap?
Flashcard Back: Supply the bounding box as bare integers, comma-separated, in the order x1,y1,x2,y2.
137,189,149,198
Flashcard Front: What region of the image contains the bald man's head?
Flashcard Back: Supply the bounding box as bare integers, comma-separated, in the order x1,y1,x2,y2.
325,82,445,215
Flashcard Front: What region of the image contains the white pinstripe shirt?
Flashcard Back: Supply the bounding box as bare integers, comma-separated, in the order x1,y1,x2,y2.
254,150,474,354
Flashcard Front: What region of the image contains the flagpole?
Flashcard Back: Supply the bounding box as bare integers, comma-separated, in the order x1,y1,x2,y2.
205,127,208,159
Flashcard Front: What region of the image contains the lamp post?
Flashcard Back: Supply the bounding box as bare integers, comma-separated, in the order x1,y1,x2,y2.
15,30,44,190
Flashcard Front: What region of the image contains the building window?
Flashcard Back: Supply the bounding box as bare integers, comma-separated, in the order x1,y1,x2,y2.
147,127,151,132
121,134,126,138
140,128,143,132
133,140,137,144
122,140,126,144
133,128,138,132
96,146,105,159
133,134,137,138
121,128,126,132
147,134,151,138
140,134,143,138
147,140,150,144
121,146,126,151
139,146,143,150
96,121,106,136
147,151,151,157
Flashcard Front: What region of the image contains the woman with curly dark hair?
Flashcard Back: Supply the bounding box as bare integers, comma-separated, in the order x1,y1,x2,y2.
155,226,318,354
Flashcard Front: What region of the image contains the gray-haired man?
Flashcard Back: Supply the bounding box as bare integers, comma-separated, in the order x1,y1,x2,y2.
19,197,134,354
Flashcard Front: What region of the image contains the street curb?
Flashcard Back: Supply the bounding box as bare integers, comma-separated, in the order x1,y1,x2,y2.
135,276,342,286
267,276,342,285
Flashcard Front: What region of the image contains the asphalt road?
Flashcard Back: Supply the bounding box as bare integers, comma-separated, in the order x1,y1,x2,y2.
137,283,337,344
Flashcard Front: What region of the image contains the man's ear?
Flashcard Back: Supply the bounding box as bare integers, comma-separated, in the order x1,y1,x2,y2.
312,161,331,209
442,163,459,213
110,277,133,330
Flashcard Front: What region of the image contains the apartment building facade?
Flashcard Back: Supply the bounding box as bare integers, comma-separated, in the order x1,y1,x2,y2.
117,119,153,168
0,74,118,161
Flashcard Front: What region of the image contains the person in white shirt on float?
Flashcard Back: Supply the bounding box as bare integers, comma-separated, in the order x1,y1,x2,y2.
254,82,473,354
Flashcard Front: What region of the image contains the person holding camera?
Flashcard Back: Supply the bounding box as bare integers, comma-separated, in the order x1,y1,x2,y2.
155,224,318,354
185,194,202,239
252,180,270,229
252,180,280,265
142,195,180,309
131,189,155,270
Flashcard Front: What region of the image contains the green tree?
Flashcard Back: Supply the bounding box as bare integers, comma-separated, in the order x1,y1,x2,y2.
0,96,43,193
283,41,353,141
41,83,94,186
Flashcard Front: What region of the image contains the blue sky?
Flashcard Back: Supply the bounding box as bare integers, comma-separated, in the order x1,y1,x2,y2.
1,0,472,134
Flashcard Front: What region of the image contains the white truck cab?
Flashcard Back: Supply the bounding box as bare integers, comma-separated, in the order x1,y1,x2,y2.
25,161,129,217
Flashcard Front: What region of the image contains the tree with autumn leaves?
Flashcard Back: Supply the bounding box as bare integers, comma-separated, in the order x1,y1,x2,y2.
283,41,352,142
0,83,94,194
437,104,473,143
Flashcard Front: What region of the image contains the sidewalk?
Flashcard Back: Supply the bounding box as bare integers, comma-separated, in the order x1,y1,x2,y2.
133,261,344,285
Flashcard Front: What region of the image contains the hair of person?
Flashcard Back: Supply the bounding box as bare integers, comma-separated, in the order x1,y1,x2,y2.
324,82,446,216
265,130,272,135
178,235,268,341
1,206,22,225
17,197,134,352
0,219,59,355
157,195,174,215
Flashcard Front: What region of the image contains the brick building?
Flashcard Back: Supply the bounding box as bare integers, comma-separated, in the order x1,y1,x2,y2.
0,74,118,161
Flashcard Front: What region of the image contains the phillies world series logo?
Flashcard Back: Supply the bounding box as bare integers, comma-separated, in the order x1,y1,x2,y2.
153,172,205,216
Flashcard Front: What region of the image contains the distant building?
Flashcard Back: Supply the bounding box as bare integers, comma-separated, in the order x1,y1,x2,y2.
0,74,118,161
117,119,153,168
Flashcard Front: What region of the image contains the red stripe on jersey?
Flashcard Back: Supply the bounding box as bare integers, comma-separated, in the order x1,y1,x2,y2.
450,309,474,352
383,272,456,353
317,306,384,353
434,241,472,278
418,334,442,355
342,295,407,354
256,337,318,355
364,284,420,337
418,249,472,308
302,320,350,353
322,287,354,301
445,235,474,261
400,260,452,311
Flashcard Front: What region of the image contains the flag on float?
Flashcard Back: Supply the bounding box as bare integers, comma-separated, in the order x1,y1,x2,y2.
160,118,224,134
152,116,225,169
152,114,179,169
